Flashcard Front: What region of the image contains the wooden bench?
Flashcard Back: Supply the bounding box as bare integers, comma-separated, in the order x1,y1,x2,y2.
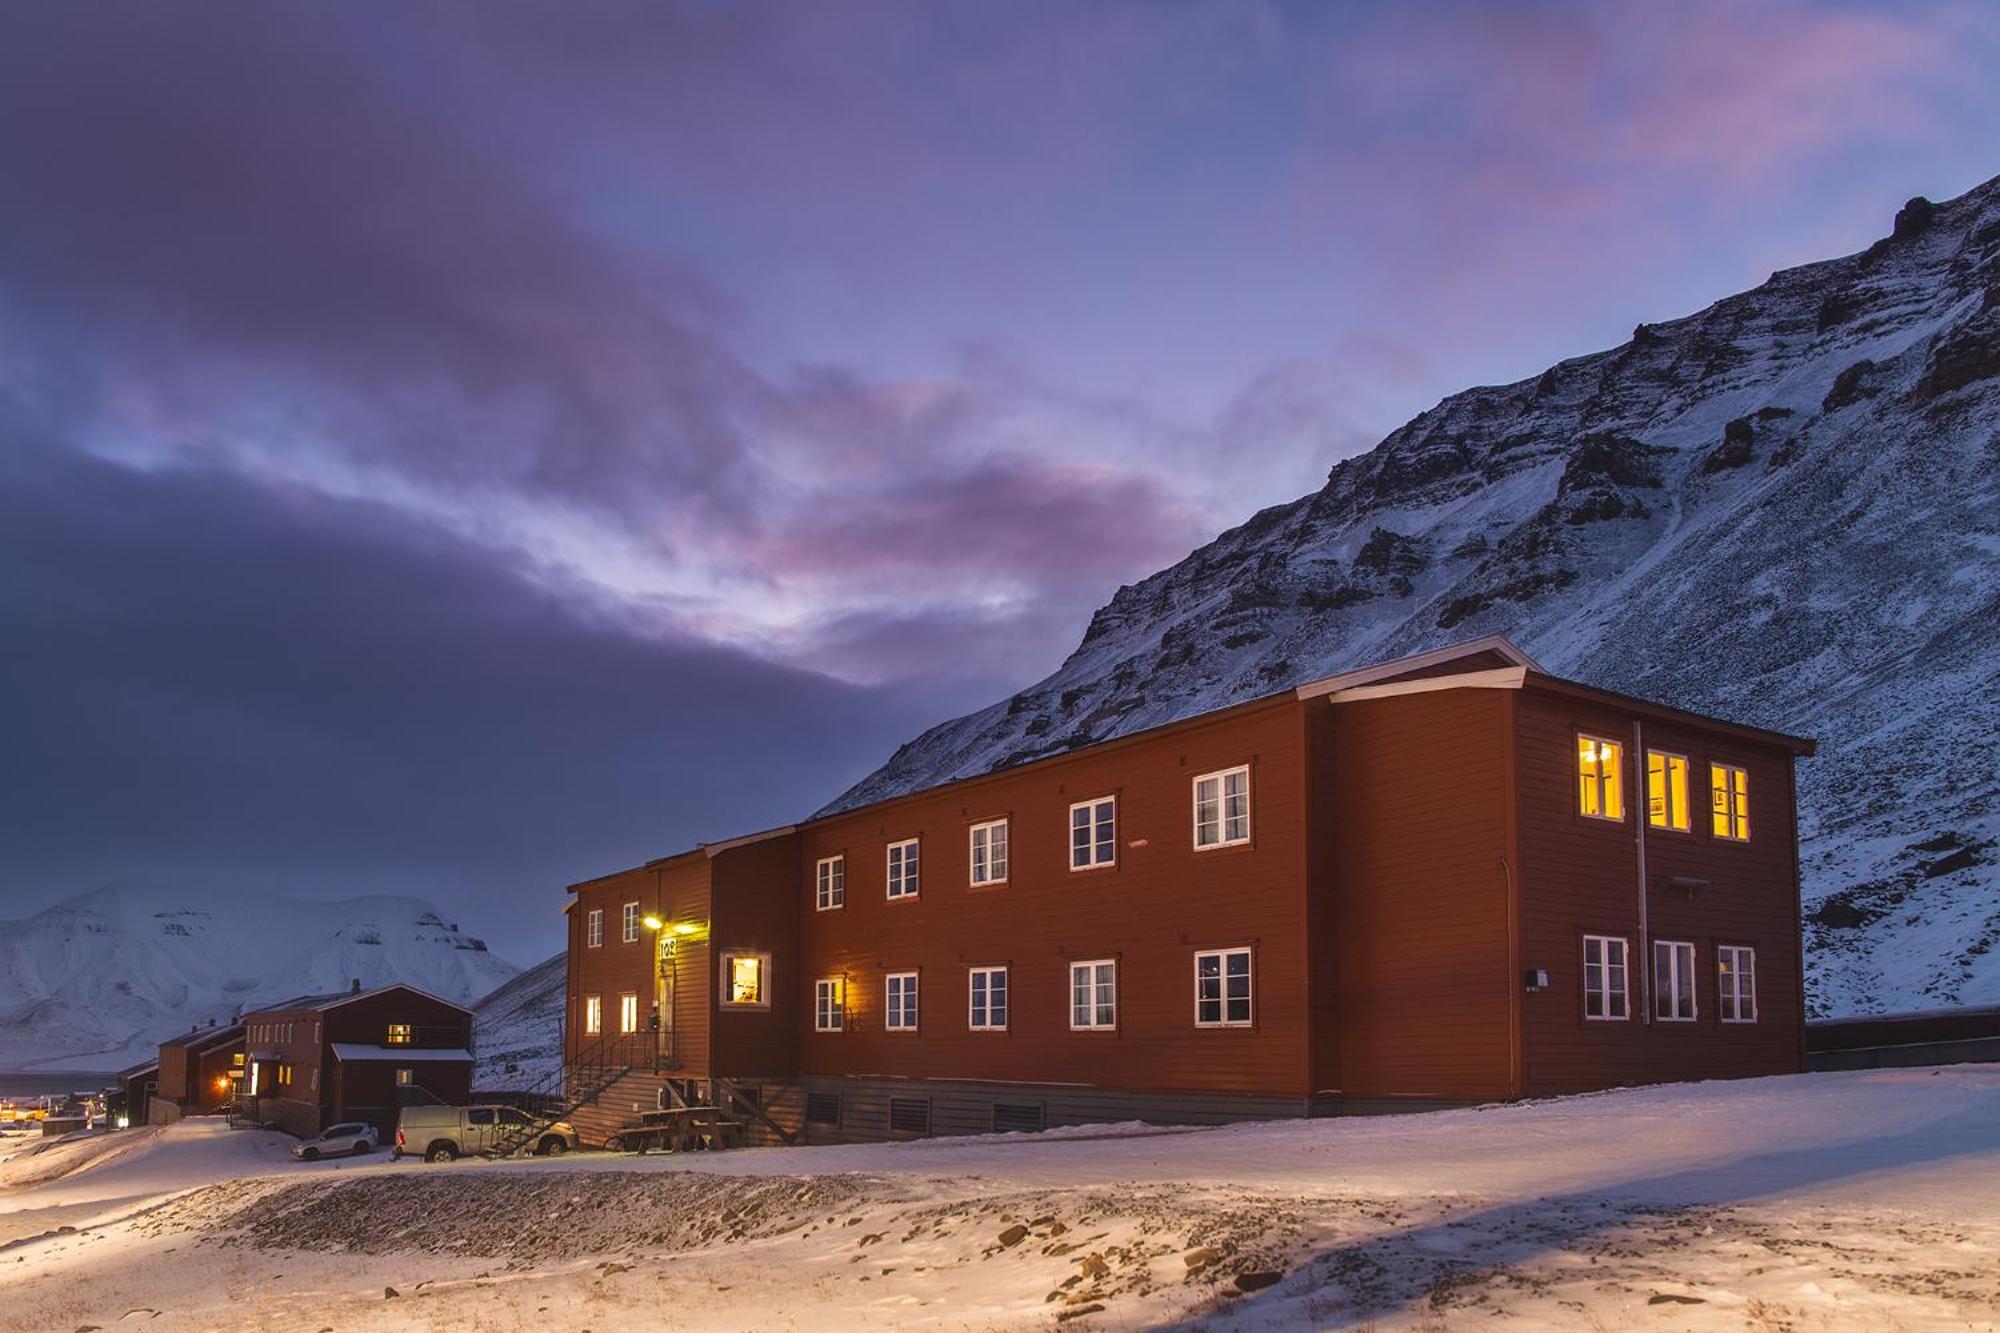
608,1107,744,1153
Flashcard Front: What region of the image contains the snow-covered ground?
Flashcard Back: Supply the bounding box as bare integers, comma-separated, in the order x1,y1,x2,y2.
2,1067,1996,1330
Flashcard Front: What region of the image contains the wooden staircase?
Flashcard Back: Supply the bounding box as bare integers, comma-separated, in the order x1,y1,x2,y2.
487,1032,653,1158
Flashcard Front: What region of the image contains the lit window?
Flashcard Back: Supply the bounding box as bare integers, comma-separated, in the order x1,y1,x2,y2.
233,1052,244,1067
887,839,921,899
276,1063,293,1087
1653,941,1697,1021
1194,949,1253,1026
1583,935,1629,1019
1647,751,1690,831
583,994,602,1036
621,901,640,943
619,993,639,1033
1070,797,1116,870
385,1023,412,1046
969,966,1008,1030
969,819,1009,886
395,1068,413,1086
1193,767,1251,848
1069,960,1116,1030
586,909,603,948
814,978,845,1032
721,953,768,1007
1718,946,1758,1023
1578,736,1625,821
886,972,919,1031
816,856,845,911
1711,763,1750,841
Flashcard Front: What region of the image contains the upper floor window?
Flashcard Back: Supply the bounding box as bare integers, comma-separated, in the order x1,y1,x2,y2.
618,993,639,1034
721,952,769,1007
1069,959,1117,1030
1583,935,1629,1020
1194,948,1253,1027
886,971,919,1031
1647,751,1690,831
1711,763,1750,841
816,856,845,911
1070,797,1116,870
1193,767,1251,849
1653,940,1697,1021
385,1023,412,1046
814,978,845,1032
887,839,920,898
586,908,603,948
1718,945,1758,1023
583,994,602,1036
968,966,1008,1030
969,819,1009,886
1577,735,1625,821
621,901,640,943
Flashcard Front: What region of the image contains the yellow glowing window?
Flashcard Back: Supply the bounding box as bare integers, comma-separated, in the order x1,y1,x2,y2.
725,953,767,1006
385,1023,412,1046
618,993,638,1034
583,994,602,1035
1577,736,1624,821
1647,752,1690,831
1711,763,1750,841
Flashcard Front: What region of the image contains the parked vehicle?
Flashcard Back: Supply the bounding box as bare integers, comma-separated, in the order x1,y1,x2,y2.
291,1122,378,1160
392,1104,577,1162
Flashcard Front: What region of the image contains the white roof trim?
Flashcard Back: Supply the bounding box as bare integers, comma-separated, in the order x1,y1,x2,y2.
330,1044,474,1063
1292,635,1542,702
1324,666,1528,703
315,983,473,1017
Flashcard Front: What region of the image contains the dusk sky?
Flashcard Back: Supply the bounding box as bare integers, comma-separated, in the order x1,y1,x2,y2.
4,1,1996,964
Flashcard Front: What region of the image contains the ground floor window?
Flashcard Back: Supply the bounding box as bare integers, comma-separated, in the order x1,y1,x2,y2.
815,978,845,1032
720,952,770,1007
886,972,919,1031
1194,948,1252,1026
1653,940,1697,1021
276,1063,294,1087
1070,959,1116,1030
969,966,1008,1030
1718,945,1757,1022
619,992,639,1034
583,994,602,1036
1583,935,1629,1019
395,1068,413,1086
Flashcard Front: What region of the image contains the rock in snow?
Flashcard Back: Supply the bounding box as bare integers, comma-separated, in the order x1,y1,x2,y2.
823,175,2000,1019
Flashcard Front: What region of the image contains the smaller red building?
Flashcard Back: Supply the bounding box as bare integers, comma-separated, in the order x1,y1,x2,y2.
152,1021,245,1121
240,982,474,1138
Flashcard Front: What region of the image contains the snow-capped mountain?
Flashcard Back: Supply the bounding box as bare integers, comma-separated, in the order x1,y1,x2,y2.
0,884,520,1071
469,951,565,1091
826,176,2000,1019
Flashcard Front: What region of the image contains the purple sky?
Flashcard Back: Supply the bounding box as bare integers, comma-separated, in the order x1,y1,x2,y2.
3,1,1995,963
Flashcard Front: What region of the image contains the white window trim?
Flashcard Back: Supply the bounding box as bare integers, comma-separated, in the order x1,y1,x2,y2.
1193,947,1254,1028
813,977,845,1033
586,908,603,948
1718,945,1759,1024
1192,765,1252,850
968,819,1010,887
816,855,846,912
583,994,602,1036
968,965,1009,1031
886,838,921,899
1068,959,1118,1031
621,900,640,943
618,992,639,1034
1646,749,1692,832
1578,735,1626,823
1583,934,1630,1021
885,971,920,1032
1711,762,1751,842
718,950,773,1009
1654,939,1698,1022
1069,796,1117,871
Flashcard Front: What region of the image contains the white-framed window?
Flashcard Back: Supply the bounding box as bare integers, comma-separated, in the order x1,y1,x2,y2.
1070,797,1116,870
968,966,1008,1030
1653,940,1697,1021
1578,735,1625,821
1718,946,1758,1023
1647,750,1691,831
618,992,639,1034
1069,959,1117,1030
720,951,770,1008
586,908,603,948
969,819,1009,886
1711,763,1750,841
1194,948,1253,1027
1583,935,1629,1019
814,978,845,1032
885,972,919,1031
887,839,920,899
1193,766,1251,849
621,901,640,943
583,994,602,1036
816,855,846,911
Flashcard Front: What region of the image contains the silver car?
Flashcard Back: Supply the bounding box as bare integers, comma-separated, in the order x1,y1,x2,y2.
291,1121,379,1160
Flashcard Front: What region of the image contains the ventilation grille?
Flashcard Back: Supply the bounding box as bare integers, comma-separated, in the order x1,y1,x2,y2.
805,1092,841,1126
992,1102,1046,1135
888,1097,931,1136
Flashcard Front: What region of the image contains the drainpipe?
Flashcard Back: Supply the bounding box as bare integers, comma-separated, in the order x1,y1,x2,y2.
1634,719,1651,1025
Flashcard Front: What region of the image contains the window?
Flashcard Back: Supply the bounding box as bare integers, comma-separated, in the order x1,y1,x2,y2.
619,992,639,1034
1578,736,1625,821
395,1068,413,1086
621,901,640,943
466,1108,494,1126
583,994,602,1036
886,972,919,1031
816,855,845,911
814,978,845,1032
969,819,1009,886
1653,940,1697,1021
969,966,1008,1030
385,1023,412,1046
1070,797,1116,870
1711,763,1750,841
586,908,603,948
1718,946,1758,1023
887,839,920,898
1193,766,1251,849
1583,935,1629,1020
1194,948,1253,1027
276,1063,294,1087
1647,751,1690,831
721,952,769,1007
1069,959,1117,1030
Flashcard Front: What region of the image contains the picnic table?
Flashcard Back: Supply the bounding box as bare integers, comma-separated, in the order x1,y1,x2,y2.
609,1106,744,1153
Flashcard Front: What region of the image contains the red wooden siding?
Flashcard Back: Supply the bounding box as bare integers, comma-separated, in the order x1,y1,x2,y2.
710,835,803,1079
568,857,713,1077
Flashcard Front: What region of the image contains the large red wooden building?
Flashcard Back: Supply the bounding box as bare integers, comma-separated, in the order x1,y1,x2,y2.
239,982,475,1138
564,636,1813,1143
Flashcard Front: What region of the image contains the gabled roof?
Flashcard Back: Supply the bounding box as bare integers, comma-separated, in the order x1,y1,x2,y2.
1292,634,1544,700
244,982,472,1018
158,1021,245,1051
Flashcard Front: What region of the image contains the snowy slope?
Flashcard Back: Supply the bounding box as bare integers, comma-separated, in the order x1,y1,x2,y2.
468,951,564,1091
826,177,2000,1018
0,884,519,1072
